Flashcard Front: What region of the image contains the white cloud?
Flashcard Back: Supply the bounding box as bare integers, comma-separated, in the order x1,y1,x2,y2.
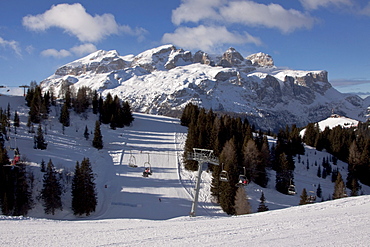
0,36,21,56
299,0,353,10
22,3,145,43
171,0,315,33
41,48,71,58
162,25,261,51
219,1,315,33
41,43,98,58
172,0,225,25
25,45,34,54
70,43,97,56
359,2,370,16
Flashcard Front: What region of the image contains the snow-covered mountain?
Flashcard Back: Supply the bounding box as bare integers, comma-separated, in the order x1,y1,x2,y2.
40,44,366,130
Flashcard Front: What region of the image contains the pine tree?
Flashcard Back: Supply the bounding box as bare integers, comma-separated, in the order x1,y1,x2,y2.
92,90,99,114
299,188,308,205
1,159,33,216
347,141,361,190
59,102,70,127
257,192,269,212
218,138,238,215
41,160,63,215
34,124,47,150
84,125,89,140
234,186,251,215
29,86,42,124
81,158,97,216
349,177,360,196
73,86,90,114
13,164,33,216
180,103,198,127
333,172,347,199
13,111,20,128
303,122,319,147
40,159,46,172
183,121,199,171
122,101,134,126
92,121,103,149
275,153,294,194
101,93,113,124
71,162,83,215
71,158,97,216
316,184,322,198
317,165,321,178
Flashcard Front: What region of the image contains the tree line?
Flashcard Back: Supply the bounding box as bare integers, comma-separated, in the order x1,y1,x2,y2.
26,82,134,150
181,103,305,215
303,121,370,188
0,81,135,216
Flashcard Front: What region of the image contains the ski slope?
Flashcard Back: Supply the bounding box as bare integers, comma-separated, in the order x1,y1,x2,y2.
1,95,370,246
0,195,369,246
0,95,224,220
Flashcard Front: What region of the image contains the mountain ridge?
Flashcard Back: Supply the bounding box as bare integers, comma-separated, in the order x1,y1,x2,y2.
40,44,366,131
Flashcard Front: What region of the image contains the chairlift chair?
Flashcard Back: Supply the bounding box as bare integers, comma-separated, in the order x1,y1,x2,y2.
4,149,20,168
128,153,137,168
219,170,229,182
143,153,152,176
288,184,296,195
236,175,248,187
308,191,316,203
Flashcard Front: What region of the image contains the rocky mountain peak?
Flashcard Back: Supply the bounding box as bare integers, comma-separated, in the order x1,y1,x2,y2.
247,52,274,67
219,47,246,67
55,49,129,77
130,45,193,72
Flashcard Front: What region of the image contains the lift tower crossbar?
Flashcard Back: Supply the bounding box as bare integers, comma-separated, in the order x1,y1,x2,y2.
187,148,219,217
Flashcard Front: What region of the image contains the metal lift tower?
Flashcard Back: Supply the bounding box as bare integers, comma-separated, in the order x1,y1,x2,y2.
187,148,219,217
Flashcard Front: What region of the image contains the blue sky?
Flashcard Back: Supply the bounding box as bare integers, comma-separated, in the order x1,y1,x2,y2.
1,0,370,95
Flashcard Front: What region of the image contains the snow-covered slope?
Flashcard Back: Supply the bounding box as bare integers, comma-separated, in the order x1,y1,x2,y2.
1,95,370,245
1,95,369,219
300,114,359,137
1,196,369,246
40,45,366,131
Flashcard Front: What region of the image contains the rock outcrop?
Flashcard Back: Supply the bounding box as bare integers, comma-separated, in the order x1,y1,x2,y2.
247,52,274,67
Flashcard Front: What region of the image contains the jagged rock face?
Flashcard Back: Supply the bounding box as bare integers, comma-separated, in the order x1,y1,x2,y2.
193,51,214,66
295,71,331,94
219,47,245,67
131,45,176,72
40,45,365,131
247,52,274,67
164,49,193,70
55,50,129,76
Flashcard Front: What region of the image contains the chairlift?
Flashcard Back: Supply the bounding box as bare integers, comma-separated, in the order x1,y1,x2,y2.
4,148,20,169
235,167,248,187
307,191,316,203
128,151,137,168
288,184,296,195
219,164,229,182
236,175,248,187
143,153,152,176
